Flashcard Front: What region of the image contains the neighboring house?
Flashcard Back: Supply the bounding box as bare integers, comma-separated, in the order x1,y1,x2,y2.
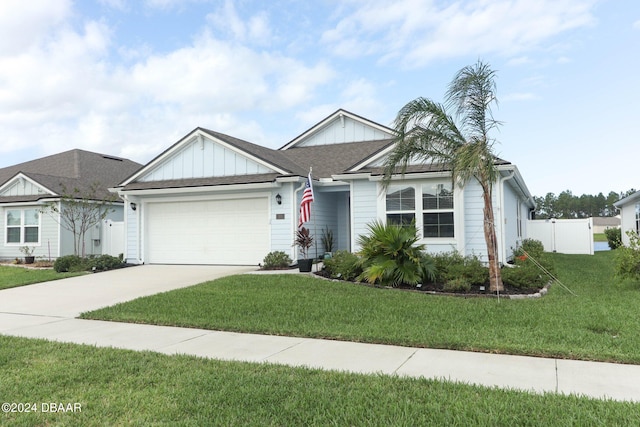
113,109,535,266
0,149,142,260
592,216,621,235
614,191,640,246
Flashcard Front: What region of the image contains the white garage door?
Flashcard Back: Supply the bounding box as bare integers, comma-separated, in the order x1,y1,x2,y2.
146,197,269,265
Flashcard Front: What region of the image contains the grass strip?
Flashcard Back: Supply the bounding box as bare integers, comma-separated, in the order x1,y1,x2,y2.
1,335,638,426
83,251,640,364
0,266,84,290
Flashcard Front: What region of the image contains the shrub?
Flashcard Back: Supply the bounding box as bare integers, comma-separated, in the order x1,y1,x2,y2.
501,262,548,289
54,255,87,273
54,254,124,273
430,252,488,285
513,238,545,259
87,255,124,272
614,231,640,282
605,227,622,250
356,221,435,287
324,250,362,281
262,251,292,270
443,277,472,292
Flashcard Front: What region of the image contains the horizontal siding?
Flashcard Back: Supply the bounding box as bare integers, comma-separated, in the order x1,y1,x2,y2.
0,205,59,260
351,180,379,251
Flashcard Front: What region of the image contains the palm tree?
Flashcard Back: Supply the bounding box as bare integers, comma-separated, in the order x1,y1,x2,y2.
382,60,504,292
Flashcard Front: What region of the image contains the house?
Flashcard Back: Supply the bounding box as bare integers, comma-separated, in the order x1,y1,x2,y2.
591,216,621,235
614,191,640,246
0,149,142,260
113,109,535,266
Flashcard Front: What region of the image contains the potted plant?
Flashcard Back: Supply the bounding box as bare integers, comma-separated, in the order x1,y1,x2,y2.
321,226,334,260
294,227,314,272
20,246,35,264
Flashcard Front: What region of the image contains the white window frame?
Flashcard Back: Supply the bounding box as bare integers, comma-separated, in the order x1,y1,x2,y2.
421,182,455,239
5,208,41,246
384,180,455,240
635,203,640,234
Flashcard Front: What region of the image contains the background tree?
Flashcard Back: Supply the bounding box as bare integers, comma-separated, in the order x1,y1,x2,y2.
533,189,635,219
42,183,116,256
382,60,505,292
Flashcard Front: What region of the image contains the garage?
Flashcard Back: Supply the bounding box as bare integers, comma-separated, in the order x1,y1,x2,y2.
145,197,270,265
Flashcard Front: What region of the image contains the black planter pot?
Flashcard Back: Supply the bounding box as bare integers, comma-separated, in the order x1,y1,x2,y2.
24,256,35,264
298,258,313,272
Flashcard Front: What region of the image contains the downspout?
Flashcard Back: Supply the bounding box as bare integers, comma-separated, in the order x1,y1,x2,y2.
499,170,516,265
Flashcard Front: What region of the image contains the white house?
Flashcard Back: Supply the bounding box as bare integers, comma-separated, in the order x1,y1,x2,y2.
614,190,640,246
113,109,535,266
0,150,141,260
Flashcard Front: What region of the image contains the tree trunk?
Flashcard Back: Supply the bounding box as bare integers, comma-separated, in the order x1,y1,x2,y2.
482,186,504,292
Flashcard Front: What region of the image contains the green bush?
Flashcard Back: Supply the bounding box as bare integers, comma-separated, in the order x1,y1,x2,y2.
356,221,435,287
443,277,472,292
87,255,124,272
262,251,292,270
54,255,87,273
614,231,640,281
324,250,362,281
501,261,548,289
54,254,123,273
605,227,622,250
430,252,488,285
513,238,545,259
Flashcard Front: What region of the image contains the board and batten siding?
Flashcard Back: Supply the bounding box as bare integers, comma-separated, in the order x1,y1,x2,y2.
139,136,272,182
125,202,140,263
296,116,393,147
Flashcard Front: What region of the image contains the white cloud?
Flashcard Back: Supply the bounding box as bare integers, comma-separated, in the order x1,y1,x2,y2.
0,0,72,55
503,92,539,101
206,0,274,46
322,0,597,67
633,19,640,30
0,2,336,163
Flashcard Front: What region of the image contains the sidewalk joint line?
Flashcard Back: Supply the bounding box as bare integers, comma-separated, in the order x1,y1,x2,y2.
393,349,419,375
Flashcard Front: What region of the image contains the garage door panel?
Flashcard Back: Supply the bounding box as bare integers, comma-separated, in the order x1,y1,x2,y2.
146,198,269,265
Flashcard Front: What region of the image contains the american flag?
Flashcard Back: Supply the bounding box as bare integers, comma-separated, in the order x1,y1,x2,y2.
298,172,314,228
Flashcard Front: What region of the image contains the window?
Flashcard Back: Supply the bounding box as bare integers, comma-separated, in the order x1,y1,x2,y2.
5,209,40,244
385,182,455,238
636,203,640,234
386,186,415,226
422,183,454,238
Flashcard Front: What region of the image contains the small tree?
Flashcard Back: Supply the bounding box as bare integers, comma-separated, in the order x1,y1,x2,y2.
42,183,116,257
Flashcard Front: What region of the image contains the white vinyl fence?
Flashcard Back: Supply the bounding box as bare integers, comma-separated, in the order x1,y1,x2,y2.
102,220,125,257
527,218,594,255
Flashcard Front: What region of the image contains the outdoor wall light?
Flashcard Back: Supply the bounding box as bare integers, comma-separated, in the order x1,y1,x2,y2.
130,202,137,211
275,193,282,205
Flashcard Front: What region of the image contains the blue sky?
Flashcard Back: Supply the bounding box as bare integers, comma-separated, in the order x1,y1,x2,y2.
0,0,638,197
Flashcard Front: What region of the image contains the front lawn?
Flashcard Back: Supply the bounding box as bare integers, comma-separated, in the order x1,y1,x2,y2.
0,265,84,290
1,335,638,426
83,251,640,364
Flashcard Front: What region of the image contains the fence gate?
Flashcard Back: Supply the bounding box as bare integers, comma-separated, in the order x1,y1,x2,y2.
102,220,125,257
527,218,594,255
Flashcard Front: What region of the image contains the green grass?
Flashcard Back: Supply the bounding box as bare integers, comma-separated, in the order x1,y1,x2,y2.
594,233,607,242
1,335,638,426
0,265,84,290
83,251,640,364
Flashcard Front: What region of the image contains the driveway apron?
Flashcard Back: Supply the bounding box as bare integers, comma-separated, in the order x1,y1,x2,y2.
0,265,252,318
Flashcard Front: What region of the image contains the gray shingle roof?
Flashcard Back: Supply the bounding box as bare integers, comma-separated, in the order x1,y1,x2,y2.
0,149,142,202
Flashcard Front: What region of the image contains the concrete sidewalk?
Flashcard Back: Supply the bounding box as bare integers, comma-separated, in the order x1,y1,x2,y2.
1,265,640,403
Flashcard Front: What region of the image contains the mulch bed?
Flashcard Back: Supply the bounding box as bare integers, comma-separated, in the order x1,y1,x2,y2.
314,270,547,299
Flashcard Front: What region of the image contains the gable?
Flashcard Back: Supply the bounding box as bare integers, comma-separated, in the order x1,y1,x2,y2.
137,132,279,183
281,110,394,150
0,174,54,198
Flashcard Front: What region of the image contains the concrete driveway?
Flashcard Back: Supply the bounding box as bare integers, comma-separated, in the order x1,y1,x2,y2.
0,264,253,318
